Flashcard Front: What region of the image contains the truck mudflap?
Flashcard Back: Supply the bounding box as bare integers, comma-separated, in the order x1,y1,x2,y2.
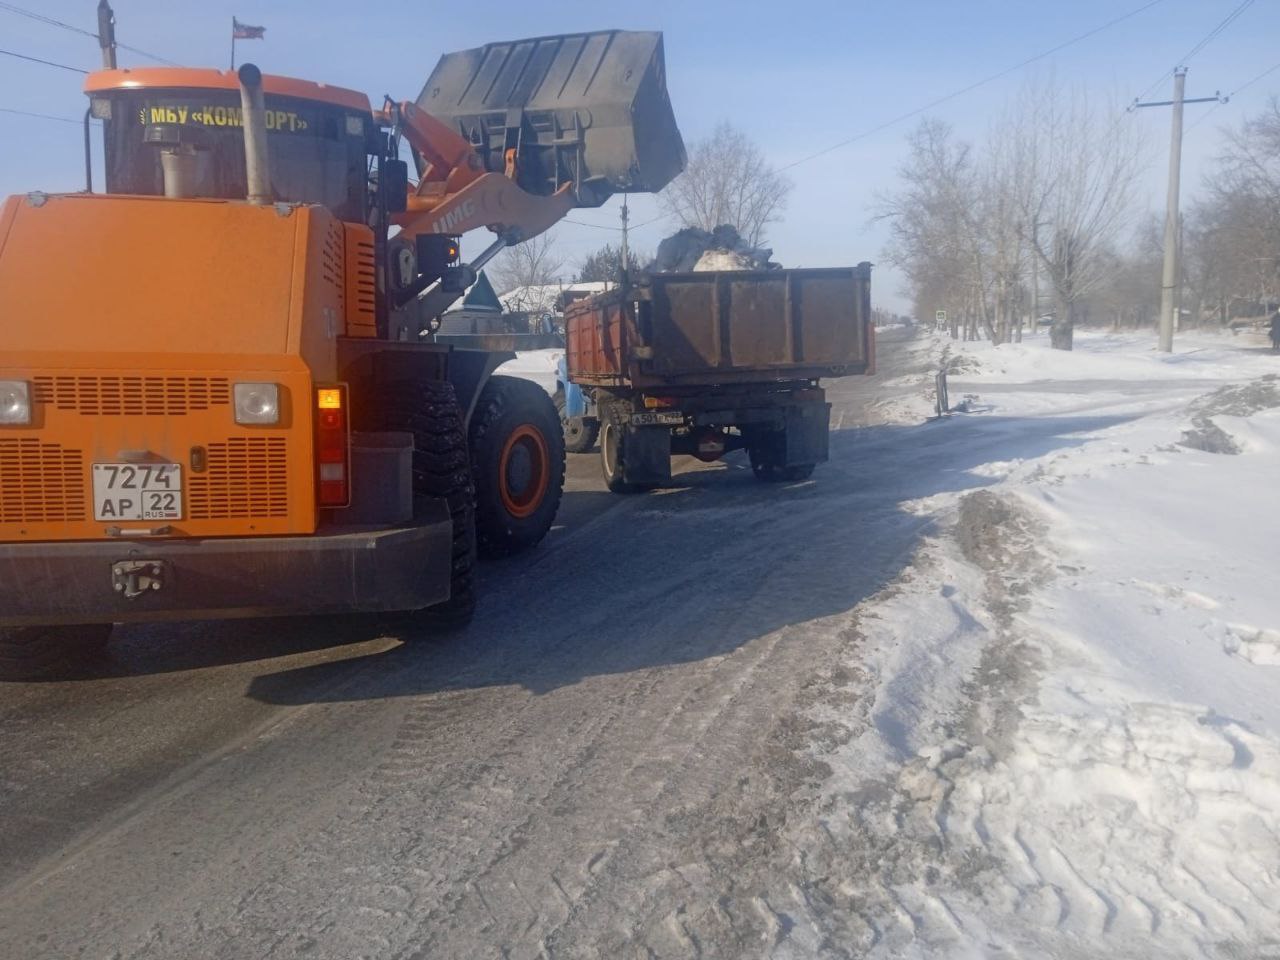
0,500,454,627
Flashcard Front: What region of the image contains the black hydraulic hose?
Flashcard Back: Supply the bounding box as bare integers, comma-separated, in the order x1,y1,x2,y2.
82,106,92,192
375,148,391,338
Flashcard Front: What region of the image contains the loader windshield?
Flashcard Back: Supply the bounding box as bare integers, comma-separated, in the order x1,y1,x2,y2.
95,89,370,221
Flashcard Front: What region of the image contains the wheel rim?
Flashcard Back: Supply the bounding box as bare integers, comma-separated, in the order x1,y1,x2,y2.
498,424,551,519
602,420,620,480
564,417,585,445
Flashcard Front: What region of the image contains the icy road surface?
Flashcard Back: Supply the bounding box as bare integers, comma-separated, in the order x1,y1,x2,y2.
2,325,1279,959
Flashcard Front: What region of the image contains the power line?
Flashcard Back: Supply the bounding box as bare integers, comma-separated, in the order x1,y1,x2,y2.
777,0,1166,173
0,47,87,73
1180,0,1253,63
1185,57,1280,133
563,215,667,230
562,217,621,231
1133,0,1255,102
562,213,670,235
0,106,97,125
0,1,179,66
1230,58,1280,97
0,2,97,39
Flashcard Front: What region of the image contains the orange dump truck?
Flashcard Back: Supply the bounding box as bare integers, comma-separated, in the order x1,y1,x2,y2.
0,32,685,677
565,266,875,491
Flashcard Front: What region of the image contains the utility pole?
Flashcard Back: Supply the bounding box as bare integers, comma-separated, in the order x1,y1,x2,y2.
1134,68,1223,352
619,194,630,282
1177,211,1185,330
1028,218,1044,338
97,0,117,69
1030,248,1039,337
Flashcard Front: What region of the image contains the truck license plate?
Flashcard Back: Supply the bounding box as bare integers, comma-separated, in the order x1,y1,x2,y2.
92,463,183,522
630,411,684,426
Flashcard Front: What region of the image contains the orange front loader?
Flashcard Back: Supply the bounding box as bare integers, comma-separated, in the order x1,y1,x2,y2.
0,32,684,677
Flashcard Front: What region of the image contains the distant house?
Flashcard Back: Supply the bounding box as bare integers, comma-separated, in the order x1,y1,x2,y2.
436,277,616,336
498,281,615,316
436,272,508,335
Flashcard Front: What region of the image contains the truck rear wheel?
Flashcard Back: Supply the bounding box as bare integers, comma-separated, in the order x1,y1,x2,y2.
600,417,631,493
0,624,112,681
599,417,659,494
372,380,477,625
555,390,599,454
470,376,566,557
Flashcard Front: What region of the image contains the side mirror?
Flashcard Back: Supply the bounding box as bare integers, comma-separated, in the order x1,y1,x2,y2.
382,158,409,214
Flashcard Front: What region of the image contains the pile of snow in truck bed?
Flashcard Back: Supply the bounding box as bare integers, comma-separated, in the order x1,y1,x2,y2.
648,224,778,273
790,328,1280,958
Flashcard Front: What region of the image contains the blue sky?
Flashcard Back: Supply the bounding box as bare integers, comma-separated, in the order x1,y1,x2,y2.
3,0,1278,311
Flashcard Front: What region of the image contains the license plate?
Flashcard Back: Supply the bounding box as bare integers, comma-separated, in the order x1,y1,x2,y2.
92,463,183,522
630,411,684,426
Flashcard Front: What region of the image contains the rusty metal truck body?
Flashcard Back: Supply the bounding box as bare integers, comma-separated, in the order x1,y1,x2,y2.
565,264,874,489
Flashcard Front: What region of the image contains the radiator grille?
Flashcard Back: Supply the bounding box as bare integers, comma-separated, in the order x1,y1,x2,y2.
188,437,289,520
0,438,87,523
31,376,230,416
345,225,377,328
321,219,345,303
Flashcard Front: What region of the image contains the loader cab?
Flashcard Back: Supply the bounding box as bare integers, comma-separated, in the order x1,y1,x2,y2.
85,69,376,223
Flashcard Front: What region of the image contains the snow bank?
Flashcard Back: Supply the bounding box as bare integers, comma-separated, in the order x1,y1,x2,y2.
802,327,1280,958
495,347,561,397
958,328,1272,379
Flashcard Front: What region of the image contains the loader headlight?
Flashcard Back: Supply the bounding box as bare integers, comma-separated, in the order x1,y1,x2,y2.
234,382,280,425
0,381,31,425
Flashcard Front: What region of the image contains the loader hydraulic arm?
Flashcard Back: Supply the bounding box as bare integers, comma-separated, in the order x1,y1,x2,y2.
384,101,574,246
371,29,684,336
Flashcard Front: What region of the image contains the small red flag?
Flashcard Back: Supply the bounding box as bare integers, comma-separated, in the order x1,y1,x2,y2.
233,18,265,40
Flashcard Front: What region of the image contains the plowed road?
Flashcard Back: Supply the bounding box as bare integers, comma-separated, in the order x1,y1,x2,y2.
0,327,927,959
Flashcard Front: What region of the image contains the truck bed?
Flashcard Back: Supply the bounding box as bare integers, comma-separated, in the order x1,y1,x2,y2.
565,264,874,389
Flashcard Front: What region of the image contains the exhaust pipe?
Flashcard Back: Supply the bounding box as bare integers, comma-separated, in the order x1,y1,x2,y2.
237,63,271,205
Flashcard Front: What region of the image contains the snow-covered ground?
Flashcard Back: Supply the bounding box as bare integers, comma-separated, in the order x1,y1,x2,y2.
6,325,1279,960
796,327,1280,958
495,346,563,397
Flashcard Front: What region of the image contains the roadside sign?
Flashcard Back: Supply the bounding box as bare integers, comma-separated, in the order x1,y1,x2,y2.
935,309,947,324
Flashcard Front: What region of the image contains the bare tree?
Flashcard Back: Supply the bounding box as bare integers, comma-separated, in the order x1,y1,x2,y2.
1014,80,1147,349
878,119,992,341
879,80,1144,349
983,99,1045,344
1084,216,1162,330
1217,96,1280,229
490,230,565,294
660,122,792,246
577,243,650,283
1208,98,1280,316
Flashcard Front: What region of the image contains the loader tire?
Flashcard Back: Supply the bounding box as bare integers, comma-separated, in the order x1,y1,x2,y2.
371,380,477,626
555,390,599,454
470,376,566,557
0,624,112,681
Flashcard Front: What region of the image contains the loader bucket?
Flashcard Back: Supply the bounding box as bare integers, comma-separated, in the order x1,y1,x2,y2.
418,30,686,207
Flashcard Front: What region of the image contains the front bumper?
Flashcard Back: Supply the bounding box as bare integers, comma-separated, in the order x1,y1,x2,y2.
0,500,454,627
